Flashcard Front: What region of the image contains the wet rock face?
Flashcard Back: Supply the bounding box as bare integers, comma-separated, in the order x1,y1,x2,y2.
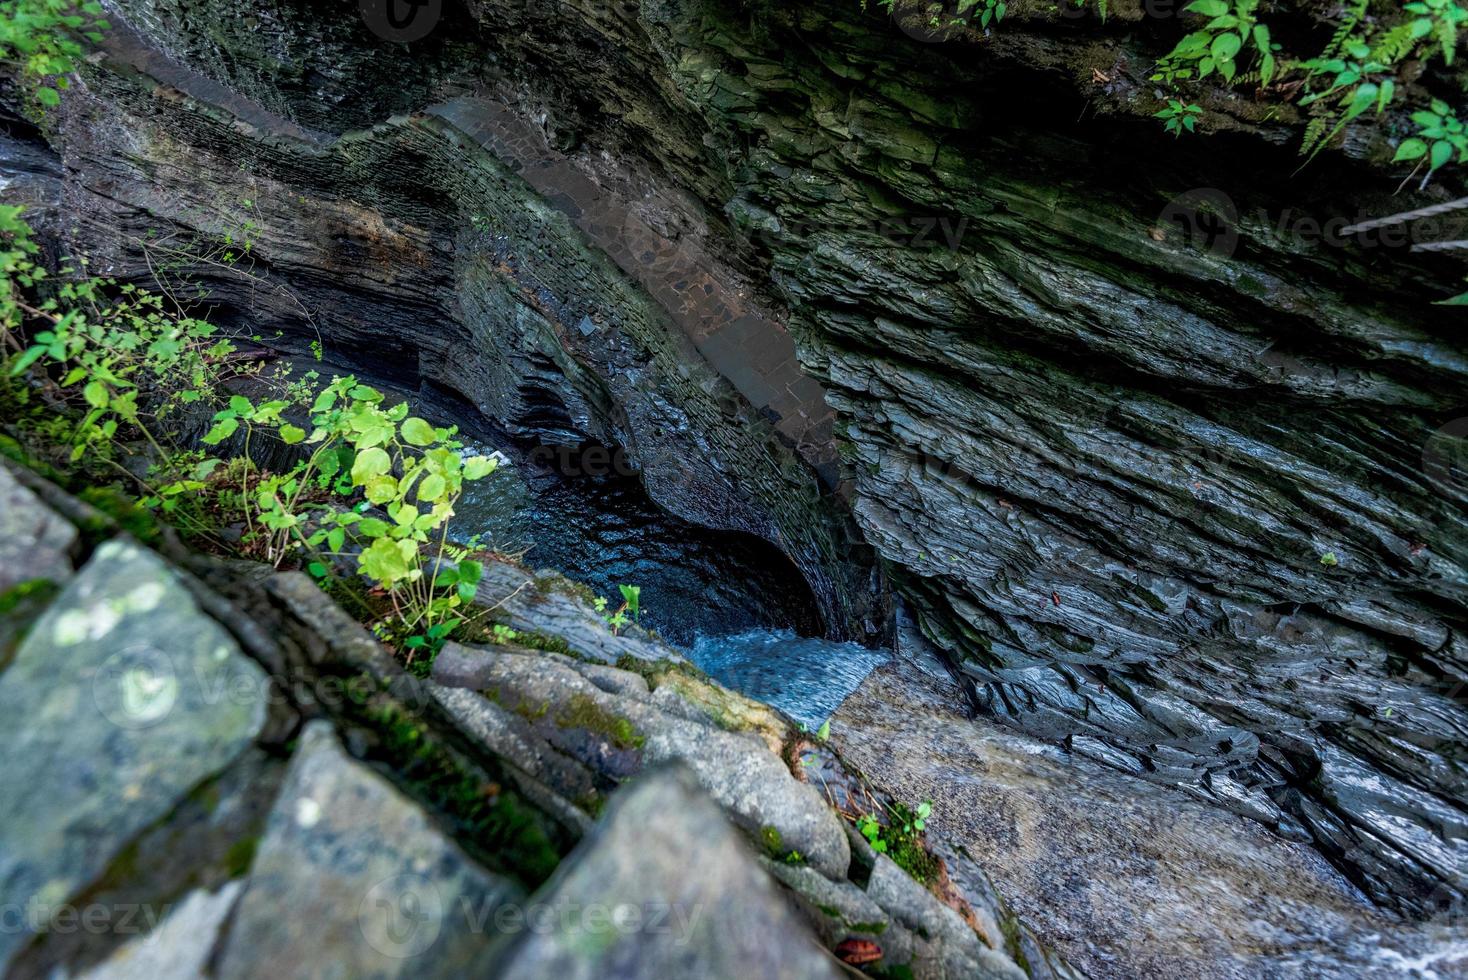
830,625,1468,979
44,6,885,644
56,0,1468,921
390,0,1467,918
0,465,1044,979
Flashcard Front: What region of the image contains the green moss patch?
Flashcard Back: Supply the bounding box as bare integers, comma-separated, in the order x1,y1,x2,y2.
554,693,644,750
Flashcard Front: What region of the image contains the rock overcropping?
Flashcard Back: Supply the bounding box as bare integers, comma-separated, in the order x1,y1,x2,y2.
11,0,1466,930
0,458,1047,979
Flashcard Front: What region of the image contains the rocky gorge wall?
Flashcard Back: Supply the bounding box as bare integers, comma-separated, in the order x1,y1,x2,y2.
16,0,1467,927
0,459,1052,979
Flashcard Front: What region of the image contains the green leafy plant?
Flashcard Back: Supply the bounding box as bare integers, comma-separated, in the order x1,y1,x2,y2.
1151,0,1278,87
1398,0,1466,65
1393,99,1468,178
0,0,109,110
1296,0,1468,163
854,799,940,881
1298,44,1398,161
619,583,641,623
2,197,503,661
856,812,889,853
596,585,644,634
1154,99,1203,137
958,0,1006,29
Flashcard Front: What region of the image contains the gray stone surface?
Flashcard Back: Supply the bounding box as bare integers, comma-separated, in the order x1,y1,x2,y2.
494,766,841,980
433,644,850,880
865,855,1026,980
832,635,1468,979
0,461,77,592
71,882,243,980
213,722,525,979
0,540,268,969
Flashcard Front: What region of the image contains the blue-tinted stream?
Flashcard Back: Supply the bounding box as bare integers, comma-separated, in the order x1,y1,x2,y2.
451,438,888,729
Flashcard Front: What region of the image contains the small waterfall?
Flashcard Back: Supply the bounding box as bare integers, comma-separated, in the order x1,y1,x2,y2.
688,628,890,730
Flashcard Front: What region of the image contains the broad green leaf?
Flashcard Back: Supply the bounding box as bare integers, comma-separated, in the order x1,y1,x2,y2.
1211,32,1241,64
1431,139,1453,170
1394,138,1429,162
463,455,497,480
351,446,391,484
358,517,390,537
203,416,239,445
82,380,107,408
418,473,446,501
401,416,436,446
8,345,46,376
279,424,306,445
366,475,398,504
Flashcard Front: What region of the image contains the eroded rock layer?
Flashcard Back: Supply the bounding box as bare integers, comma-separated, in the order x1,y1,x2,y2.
26,0,1468,921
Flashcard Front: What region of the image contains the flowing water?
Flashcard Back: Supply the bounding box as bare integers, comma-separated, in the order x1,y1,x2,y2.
688,628,889,729
450,436,888,725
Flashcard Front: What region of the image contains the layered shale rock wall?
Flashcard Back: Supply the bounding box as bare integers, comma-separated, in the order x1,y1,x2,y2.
25,0,1468,920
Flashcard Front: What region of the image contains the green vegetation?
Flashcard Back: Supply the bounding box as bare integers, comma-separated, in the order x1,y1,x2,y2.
867,0,1468,181
1394,99,1468,175
1,195,502,666
593,583,644,634
1150,0,1278,87
554,692,646,749
367,698,564,884
0,0,107,110
857,799,941,882
1155,99,1203,137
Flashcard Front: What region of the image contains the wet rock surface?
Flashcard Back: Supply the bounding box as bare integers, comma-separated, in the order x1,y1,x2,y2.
214,722,525,979
493,766,841,980
831,625,1468,978
4,0,1466,969
0,465,76,594
0,539,269,970
429,640,852,879
45,6,885,645
58,0,1468,922
0,466,1040,979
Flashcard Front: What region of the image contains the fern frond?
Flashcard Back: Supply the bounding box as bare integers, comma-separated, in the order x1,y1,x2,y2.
1299,115,1331,158
1373,22,1418,64
1325,0,1367,59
